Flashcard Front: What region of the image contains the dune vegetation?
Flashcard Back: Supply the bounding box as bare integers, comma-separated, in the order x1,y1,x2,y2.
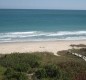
0,51,86,80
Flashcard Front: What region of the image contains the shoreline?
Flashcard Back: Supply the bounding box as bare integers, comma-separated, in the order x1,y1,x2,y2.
0,40,86,54
0,40,86,44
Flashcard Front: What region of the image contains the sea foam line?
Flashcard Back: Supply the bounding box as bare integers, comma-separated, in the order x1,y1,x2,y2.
0,36,86,43
0,31,86,38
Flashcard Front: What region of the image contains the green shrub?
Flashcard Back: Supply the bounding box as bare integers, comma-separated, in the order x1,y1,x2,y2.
35,68,47,79
0,66,6,80
18,72,28,80
45,64,61,79
0,53,40,72
35,64,61,79
4,68,28,80
14,63,30,72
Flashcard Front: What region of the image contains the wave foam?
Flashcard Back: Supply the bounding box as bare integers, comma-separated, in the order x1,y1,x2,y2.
0,31,86,42
0,31,86,38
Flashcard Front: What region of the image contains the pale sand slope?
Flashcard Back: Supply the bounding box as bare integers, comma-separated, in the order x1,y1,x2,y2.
0,41,86,55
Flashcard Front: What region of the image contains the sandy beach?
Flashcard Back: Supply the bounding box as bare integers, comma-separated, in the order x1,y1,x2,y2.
0,40,86,55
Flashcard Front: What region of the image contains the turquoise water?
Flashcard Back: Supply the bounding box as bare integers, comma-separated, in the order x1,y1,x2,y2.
0,9,86,42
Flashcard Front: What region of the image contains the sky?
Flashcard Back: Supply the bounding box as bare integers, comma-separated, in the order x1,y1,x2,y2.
0,0,86,10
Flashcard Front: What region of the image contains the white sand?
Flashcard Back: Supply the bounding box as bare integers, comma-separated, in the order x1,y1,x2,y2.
0,41,86,55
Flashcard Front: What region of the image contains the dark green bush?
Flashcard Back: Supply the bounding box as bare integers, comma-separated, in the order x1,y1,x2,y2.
0,66,6,80
14,63,30,72
4,68,28,80
18,72,28,80
35,68,47,79
35,64,61,79
45,64,61,79
0,53,40,72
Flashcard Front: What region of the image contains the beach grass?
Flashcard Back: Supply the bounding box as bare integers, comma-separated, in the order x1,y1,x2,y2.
0,51,86,80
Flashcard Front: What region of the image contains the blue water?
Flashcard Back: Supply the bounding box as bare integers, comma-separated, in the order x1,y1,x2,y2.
0,9,86,42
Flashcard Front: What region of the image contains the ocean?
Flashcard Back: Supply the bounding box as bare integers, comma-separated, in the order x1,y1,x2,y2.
0,9,86,42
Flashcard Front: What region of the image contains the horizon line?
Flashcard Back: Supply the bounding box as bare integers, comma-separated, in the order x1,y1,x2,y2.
0,8,86,11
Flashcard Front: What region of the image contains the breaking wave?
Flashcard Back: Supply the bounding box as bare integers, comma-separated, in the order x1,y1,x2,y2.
0,31,86,42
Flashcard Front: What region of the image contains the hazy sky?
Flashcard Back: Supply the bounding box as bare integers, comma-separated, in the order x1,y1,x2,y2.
0,0,86,10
